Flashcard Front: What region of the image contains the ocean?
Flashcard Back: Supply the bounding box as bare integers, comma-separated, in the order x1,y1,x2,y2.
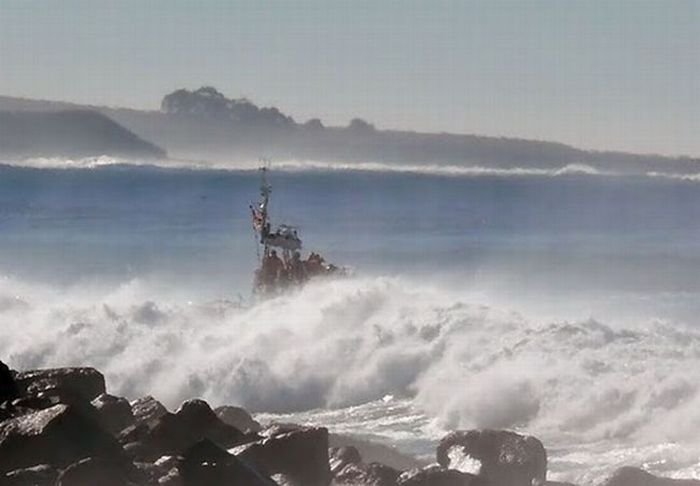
1,158,700,484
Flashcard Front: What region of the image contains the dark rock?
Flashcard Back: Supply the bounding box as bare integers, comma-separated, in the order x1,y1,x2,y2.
330,446,362,475
15,367,106,402
398,465,486,486
437,430,546,486
335,462,400,486
599,466,700,486
129,399,246,460
0,360,19,404
56,457,130,486
3,464,57,485
179,438,276,486
159,468,184,486
130,395,168,425
232,425,331,486
0,404,123,473
119,423,150,444
91,393,135,434
215,405,262,433
263,422,305,436
330,434,423,471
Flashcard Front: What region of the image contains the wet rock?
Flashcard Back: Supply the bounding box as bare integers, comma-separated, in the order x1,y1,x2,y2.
3,464,58,485
131,395,168,425
159,468,184,486
437,429,546,486
0,404,123,473
215,404,262,433
56,457,130,486
0,360,19,404
334,461,400,486
92,393,135,434
397,465,486,486
599,466,700,486
15,367,106,402
179,438,276,486
330,434,423,471
129,399,246,460
330,446,362,475
232,425,331,486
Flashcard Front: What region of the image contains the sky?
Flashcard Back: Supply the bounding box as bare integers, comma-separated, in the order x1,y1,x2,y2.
0,0,698,156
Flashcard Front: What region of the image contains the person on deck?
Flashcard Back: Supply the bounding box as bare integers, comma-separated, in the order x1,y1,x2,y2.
262,250,284,289
288,251,308,284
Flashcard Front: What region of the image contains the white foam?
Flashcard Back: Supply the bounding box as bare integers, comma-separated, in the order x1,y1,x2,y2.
2,274,700,483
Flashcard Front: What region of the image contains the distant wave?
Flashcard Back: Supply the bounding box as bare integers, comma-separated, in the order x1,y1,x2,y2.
272,160,606,178
646,171,700,182
9,156,700,184
1,155,609,178
0,155,214,171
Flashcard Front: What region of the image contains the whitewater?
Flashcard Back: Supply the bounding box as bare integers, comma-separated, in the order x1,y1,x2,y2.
2,159,700,484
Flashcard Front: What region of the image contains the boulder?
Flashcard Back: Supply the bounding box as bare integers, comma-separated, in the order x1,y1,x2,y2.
3,464,58,485
330,446,362,475
232,425,331,486
15,367,106,402
56,457,130,486
599,467,700,486
334,461,401,486
215,405,262,433
0,360,19,404
130,395,168,425
179,438,277,486
131,399,246,460
91,393,135,434
0,404,123,473
330,434,423,471
398,465,486,486
437,430,546,486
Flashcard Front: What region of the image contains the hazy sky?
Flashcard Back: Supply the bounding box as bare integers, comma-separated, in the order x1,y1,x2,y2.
1,1,698,156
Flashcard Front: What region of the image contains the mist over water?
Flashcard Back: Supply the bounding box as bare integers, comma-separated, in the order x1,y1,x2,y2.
2,160,700,484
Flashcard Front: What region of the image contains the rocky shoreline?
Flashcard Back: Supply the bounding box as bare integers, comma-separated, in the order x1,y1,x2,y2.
0,361,696,486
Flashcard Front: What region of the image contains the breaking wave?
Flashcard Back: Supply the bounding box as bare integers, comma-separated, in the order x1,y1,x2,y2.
3,273,700,482
2,274,700,438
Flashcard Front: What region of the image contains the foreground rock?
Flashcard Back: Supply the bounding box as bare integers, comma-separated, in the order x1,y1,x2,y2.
180,438,277,486
215,404,262,433
232,425,331,486
329,446,362,476
91,393,135,434
3,464,57,485
0,360,19,403
600,467,700,486
437,429,547,486
0,404,123,473
15,367,106,402
398,465,487,486
56,457,131,486
121,398,247,460
335,461,401,486
330,434,424,471
130,395,168,425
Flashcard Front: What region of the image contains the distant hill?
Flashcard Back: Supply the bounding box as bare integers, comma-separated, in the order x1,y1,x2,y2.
0,109,166,159
0,90,697,175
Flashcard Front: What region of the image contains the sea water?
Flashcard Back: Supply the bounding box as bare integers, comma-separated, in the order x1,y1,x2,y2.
1,158,700,484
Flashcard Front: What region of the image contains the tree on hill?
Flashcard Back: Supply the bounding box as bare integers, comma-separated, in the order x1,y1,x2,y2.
348,118,376,134
161,87,295,127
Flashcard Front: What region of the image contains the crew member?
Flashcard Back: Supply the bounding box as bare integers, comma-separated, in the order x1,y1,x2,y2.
262,249,284,290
